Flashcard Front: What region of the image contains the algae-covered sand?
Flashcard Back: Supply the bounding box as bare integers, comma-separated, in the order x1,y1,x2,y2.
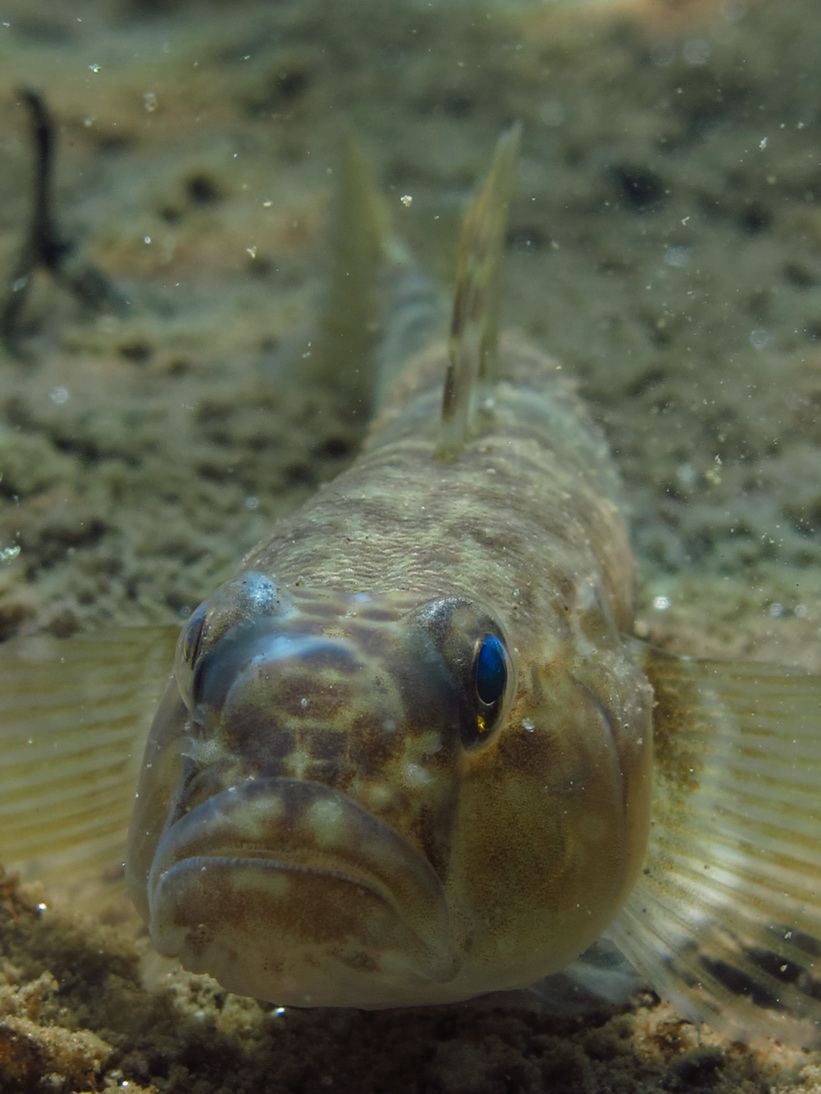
1,0,821,1090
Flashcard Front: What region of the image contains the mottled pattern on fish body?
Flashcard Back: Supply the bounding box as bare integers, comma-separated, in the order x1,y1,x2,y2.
126,130,654,1009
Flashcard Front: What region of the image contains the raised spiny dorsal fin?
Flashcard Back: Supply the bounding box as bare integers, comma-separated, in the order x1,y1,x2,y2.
437,123,521,458
307,126,391,421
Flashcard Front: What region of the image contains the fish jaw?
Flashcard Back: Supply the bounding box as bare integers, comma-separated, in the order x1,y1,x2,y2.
146,777,459,1008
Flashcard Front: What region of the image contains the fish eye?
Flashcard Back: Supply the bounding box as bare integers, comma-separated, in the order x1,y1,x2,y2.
408,597,514,749
474,633,507,706
467,632,509,745
174,601,210,709
173,572,294,710
180,602,208,669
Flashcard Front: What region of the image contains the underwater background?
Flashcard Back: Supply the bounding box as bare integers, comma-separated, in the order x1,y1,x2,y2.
0,0,820,1090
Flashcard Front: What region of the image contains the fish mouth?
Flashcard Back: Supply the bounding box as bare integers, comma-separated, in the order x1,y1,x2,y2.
146,777,459,1007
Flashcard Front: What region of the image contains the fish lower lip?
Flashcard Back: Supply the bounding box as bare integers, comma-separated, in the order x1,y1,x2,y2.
146,778,458,1002
164,850,391,901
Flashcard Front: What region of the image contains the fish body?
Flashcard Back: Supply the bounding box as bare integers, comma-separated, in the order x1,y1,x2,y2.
127,343,653,1007
127,129,652,1007
1,129,820,1040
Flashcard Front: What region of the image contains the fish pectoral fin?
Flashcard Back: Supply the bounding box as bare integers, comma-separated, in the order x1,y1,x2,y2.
610,648,821,1045
0,626,178,890
525,937,646,1015
437,123,521,458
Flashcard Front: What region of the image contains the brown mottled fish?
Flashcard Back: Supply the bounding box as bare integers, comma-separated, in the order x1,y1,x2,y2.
1,127,820,1044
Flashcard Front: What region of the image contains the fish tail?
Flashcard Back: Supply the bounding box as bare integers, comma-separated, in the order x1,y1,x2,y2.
610,648,821,1045
437,122,521,458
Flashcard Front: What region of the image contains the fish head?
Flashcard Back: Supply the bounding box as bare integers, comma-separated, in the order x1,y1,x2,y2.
127,569,651,1007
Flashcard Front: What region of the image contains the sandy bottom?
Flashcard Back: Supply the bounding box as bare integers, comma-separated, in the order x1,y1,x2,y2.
1,0,820,1090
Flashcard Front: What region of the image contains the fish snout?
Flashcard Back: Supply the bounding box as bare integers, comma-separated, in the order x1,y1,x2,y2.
145,777,459,1007
184,621,416,795
193,622,363,716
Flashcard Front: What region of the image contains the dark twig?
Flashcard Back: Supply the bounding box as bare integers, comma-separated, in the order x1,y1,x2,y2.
1,87,128,353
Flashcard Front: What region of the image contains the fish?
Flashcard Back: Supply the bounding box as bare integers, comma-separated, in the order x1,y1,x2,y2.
1,125,820,1044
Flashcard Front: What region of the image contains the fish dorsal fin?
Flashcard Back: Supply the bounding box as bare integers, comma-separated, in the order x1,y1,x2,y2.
437,123,521,458
608,646,821,1045
306,127,390,421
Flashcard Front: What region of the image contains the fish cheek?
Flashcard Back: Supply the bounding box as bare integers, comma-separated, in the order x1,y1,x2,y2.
449,669,638,988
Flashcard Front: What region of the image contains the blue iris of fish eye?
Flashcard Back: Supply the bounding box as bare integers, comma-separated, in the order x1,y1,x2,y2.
474,634,507,706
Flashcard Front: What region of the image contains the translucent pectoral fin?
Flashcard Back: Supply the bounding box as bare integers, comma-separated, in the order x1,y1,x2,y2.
0,626,177,888
609,648,821,1045
522,938,646,1015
